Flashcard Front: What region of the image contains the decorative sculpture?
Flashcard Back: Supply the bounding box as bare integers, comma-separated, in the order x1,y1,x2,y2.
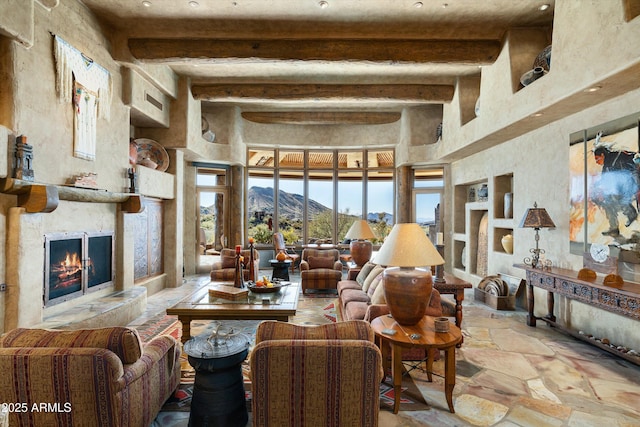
14,135,34,181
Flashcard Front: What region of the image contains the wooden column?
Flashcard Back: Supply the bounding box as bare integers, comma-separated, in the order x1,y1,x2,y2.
396,165,412,223
229,165,245,248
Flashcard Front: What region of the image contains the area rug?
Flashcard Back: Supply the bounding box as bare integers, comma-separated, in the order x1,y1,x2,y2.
161,371,429,412
134,314,181,343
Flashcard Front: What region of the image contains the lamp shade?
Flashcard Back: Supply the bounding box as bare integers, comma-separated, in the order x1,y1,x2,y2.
519,202,556,229
375,223,444,267
344,220,376,240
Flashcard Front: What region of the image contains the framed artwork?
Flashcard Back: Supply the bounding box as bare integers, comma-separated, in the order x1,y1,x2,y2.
569,111,640,279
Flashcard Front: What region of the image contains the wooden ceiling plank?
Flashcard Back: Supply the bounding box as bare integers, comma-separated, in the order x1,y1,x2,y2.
128,39,501,64
241,111,402,125
192,84,454,102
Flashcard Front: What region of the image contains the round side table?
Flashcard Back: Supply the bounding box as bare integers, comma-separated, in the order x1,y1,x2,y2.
269,259,291,281
370,315,462,414
183,332,251,426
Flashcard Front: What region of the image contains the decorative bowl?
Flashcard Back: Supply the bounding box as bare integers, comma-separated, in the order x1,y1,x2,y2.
134,138,170,172
247,281,288,293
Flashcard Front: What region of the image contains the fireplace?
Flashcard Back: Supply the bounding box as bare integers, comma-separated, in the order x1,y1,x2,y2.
44,231,115,306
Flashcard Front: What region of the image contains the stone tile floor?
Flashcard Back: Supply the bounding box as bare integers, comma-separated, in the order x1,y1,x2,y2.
139,273,640,427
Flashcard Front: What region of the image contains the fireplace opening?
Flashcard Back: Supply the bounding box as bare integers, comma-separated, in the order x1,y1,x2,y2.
44,231,115,306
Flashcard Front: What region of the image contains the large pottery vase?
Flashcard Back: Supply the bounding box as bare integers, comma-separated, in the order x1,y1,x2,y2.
383,267,433,326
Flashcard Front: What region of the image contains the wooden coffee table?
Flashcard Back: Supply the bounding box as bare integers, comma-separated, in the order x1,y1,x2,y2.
167,281,300,343
371,315,462,414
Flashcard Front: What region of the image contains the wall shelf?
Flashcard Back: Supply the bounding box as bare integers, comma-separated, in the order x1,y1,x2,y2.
0,178,143,213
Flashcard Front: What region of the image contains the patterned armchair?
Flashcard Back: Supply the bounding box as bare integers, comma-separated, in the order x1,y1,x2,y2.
250,320,383,427
299,248,343,293
0,326,181,427
210,248,260,282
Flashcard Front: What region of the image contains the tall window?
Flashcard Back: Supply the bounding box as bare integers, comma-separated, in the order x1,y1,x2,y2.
247,148,395,245
196,167,228,266
413,168,444,242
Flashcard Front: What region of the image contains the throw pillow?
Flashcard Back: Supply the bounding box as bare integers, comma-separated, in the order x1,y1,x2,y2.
308,256,335,269
369,275,387,304
362,266,384,292
366,273,384,298
222,255,236,269
355,262,376,286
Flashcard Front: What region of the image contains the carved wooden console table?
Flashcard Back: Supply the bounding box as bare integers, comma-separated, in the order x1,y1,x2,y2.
517,264,640,365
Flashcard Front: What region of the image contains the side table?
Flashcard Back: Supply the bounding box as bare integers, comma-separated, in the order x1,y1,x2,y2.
370,315,462,414
269,259,291,281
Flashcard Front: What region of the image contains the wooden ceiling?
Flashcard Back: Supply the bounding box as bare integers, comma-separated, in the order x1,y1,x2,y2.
80,0,555,124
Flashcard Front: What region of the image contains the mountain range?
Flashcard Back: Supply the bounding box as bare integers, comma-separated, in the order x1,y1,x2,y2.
246,186,393,223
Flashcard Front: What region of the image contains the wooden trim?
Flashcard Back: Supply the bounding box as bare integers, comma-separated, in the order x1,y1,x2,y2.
241,111,401,125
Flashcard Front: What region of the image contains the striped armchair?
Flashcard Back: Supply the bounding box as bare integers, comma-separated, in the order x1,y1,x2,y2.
210,248,260,282
250,320,383,427
0,326,181,427
299,248,343,293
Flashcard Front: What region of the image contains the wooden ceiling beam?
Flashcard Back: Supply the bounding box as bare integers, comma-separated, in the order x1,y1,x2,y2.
192,84,454,103
241,111,402,125
128,38,500,64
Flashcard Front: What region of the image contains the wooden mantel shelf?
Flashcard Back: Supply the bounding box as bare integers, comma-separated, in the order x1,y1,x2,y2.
0,178,143,213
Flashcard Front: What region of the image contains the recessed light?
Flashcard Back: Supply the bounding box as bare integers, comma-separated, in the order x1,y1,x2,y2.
189,1,199,7
539,4,550,11
442,3,448,8
319,1,329,8
584,86,602,93
413,2,423,8
142,1,151,7
531,113,543,117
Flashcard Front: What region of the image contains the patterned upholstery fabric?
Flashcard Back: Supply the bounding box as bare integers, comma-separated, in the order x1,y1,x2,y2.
300,248,343,293
211,248,260,282
0,327,181,427
250,320,383,427
1,326,143,364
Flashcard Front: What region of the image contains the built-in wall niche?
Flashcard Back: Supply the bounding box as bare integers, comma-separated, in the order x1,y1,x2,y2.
493,173,514,220
44,231,115,306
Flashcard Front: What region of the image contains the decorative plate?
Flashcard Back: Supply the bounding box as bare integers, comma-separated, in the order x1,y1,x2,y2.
134,138,169,172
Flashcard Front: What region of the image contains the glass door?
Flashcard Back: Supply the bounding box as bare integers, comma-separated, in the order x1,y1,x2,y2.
413,190,442,243
197,167,229,269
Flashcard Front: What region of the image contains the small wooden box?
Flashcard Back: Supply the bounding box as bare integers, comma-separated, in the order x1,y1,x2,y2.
474,287,516,310
208,284,248,300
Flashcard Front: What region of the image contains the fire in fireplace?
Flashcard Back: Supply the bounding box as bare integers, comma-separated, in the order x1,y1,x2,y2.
44,231,115,306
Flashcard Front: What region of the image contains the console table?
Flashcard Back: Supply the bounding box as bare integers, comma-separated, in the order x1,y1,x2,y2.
517,264,640,364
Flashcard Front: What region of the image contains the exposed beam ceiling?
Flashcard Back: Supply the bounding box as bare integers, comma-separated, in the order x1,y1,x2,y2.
241,111,402,125
128,38,501,64
191,84,454,103
79,0,556,121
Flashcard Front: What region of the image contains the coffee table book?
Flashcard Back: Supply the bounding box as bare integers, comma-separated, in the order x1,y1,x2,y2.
208,283,249,300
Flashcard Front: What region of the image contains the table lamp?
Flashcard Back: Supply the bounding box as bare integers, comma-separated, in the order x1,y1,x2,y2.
344,219,376,267
519,202,556,268
375,223,444,326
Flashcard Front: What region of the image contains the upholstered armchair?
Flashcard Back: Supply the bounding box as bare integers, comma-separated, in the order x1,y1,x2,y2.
299,248,343,293
250,320,383,427
210,248,260,282
0,326,181,427
272,232,300,272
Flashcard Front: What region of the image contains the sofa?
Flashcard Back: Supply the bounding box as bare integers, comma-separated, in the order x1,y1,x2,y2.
338,261,454,322
0,326,181,427
250,320,383,427
299,248,343,293
210,247,260,282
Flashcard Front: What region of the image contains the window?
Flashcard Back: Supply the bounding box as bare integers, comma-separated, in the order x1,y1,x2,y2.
246,148,395,245
412,168,444,242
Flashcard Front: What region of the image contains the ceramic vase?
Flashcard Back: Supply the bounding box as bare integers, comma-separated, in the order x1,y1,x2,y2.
504,192,513,219
501,234,513,254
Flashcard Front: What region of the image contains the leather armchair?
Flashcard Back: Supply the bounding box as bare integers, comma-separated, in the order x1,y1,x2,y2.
299,248,343,293
210,248,260,282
